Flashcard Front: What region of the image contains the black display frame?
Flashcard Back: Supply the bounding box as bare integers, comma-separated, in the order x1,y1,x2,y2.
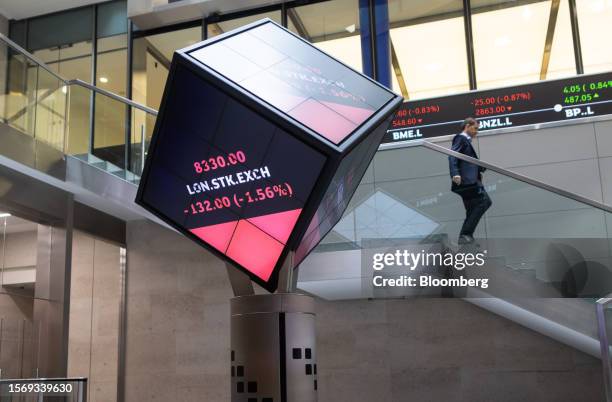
180,18,401,154
383,70,612,143
135,19,403,292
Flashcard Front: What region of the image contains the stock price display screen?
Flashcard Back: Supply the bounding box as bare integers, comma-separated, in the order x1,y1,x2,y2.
138,64,326,285
384,71,612,143
189,21,391,145
137,20,399,291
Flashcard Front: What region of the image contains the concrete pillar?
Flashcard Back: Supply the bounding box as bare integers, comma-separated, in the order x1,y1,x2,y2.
33,205,73,377
231,293,317,402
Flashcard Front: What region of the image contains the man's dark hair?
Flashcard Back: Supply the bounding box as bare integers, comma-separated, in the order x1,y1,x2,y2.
461,117,477,131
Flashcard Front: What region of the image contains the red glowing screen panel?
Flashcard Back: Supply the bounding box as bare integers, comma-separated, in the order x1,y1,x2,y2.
189,22,393,145
138,64,326,284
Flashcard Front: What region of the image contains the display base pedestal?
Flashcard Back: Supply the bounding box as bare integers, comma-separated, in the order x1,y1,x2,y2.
230,293,317,402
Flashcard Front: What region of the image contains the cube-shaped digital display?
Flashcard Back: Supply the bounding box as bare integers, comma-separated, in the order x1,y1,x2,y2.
136,19,402,292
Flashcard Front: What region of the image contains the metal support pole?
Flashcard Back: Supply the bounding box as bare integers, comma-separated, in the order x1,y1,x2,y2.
281,2,288,28
463,0,477,90
89,5,98,155
226,263,255,296
125,20,134,172
568,0,584,74
140,124,145,173
276,251,295,294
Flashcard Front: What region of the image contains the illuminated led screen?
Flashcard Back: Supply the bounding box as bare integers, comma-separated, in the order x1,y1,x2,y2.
384,71,612,142
138,64,326,284
137,19,403,291
295,130,383,263
189,21,393,145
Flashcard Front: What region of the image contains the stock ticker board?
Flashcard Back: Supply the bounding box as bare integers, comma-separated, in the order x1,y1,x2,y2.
135,19,401,292
384,71,612,143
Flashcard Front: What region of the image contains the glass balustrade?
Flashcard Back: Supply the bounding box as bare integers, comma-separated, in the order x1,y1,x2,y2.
1,52,55,142
1,33,157,183
298,143,612,304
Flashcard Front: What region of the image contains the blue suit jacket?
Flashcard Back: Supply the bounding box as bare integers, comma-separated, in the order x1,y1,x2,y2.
448,134,485,189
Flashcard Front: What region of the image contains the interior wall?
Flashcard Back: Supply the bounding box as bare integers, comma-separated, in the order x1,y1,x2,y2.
316,298,603,402
67,230,121,402
0,229,37,379
125,219,605,402
0,231,37,269
125,219,232,401
0,292,35,378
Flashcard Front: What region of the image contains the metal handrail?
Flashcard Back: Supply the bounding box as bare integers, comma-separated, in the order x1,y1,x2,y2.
4,30,612,213
0,377,87,382
0,32,66,83
419,140,612,214
67,79,158,115
596,303,612,402
598,297,612,306
0,32,157,116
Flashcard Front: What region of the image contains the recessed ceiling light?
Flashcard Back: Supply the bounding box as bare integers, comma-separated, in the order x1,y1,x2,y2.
99,77,109,84
519,61,537,73
494,36,512,47
590,0,605,12
425,62,443,72
522,7,533,20
0,213,11,218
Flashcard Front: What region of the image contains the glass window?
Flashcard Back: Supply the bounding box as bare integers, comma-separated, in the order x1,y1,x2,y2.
546,0,576,80
27,7,93,52
8,21,26,48
97,0,127,93
4,57,41,137
32,41,92,82
94,35,128,167
131,25,201,167
27,7,93,84
132,26,201,109
97,0,128,38
388,0,468,99
288,0,362,72
472,0,576,89
575,0,612,74
207,10,282,39
96,35,127,96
